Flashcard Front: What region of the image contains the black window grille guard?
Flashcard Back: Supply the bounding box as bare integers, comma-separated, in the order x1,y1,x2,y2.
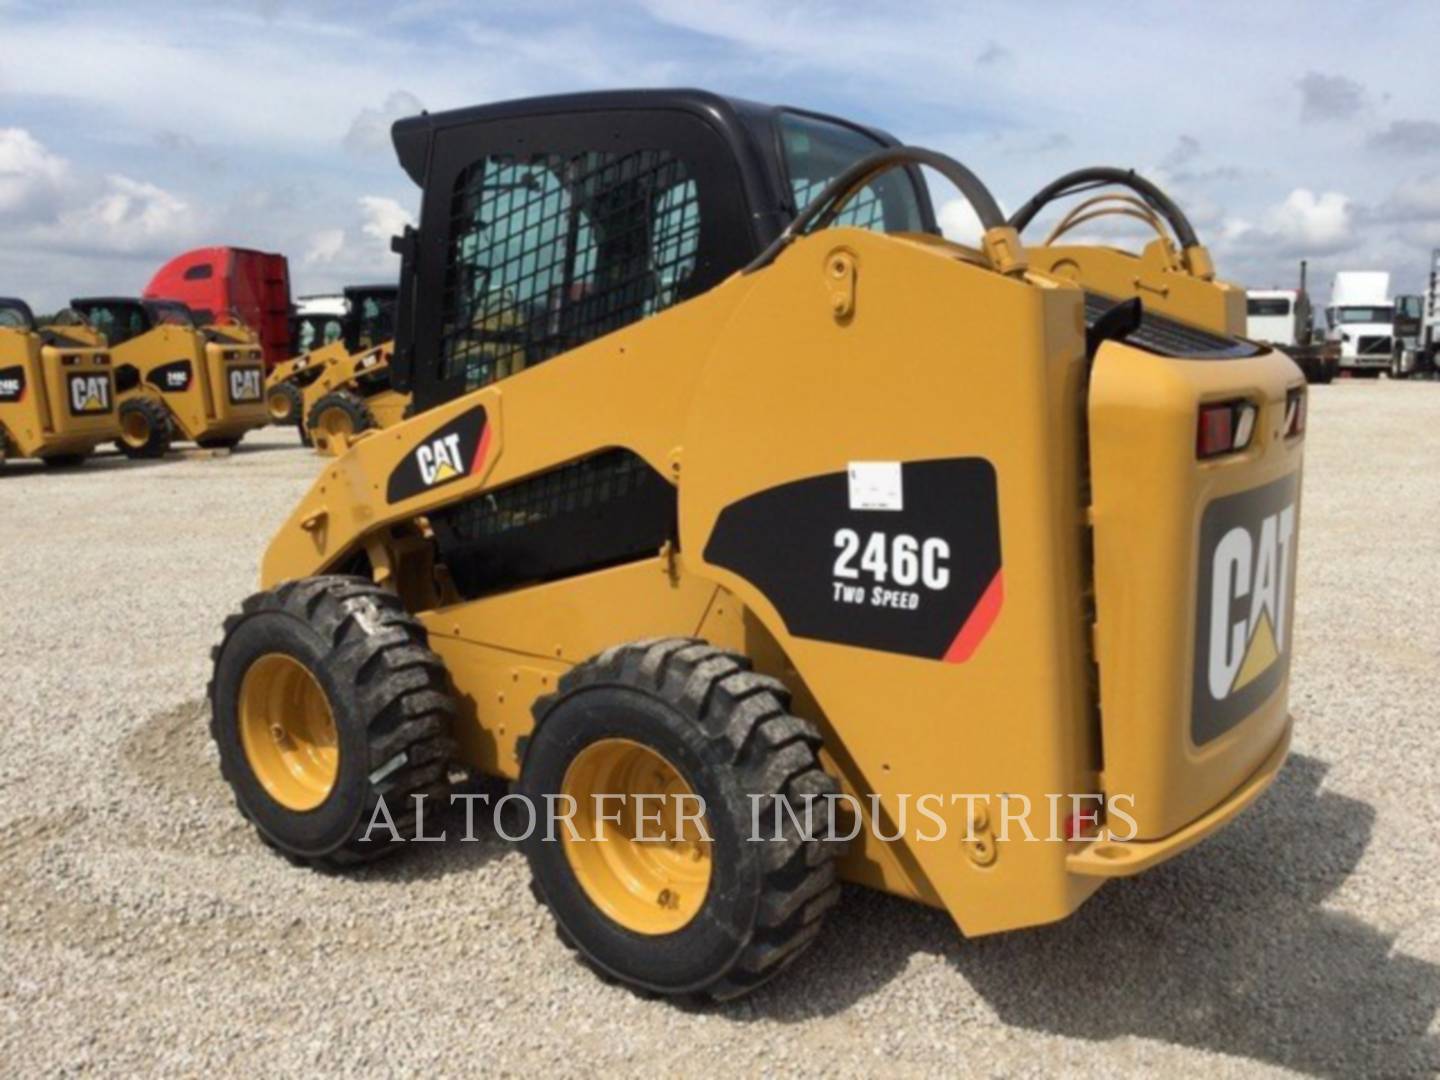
439,149,701,392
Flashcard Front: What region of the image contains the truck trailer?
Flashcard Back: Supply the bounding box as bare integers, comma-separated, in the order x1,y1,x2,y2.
1245,262,1336,383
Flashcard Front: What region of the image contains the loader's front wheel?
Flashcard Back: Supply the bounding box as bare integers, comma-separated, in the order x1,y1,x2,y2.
518,639,843,1001
116,397,172,459
266,380,303,425
208,576,456,867
306,391,375,455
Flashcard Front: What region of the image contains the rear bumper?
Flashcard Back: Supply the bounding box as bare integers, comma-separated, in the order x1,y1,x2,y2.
1067,716,1292,878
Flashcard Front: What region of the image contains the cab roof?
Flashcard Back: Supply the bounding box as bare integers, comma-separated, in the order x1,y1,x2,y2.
390,87,902,189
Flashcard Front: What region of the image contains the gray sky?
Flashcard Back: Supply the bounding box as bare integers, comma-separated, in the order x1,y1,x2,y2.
2,0,1438,312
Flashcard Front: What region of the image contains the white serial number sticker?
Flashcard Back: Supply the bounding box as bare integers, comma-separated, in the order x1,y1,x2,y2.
847,461,903,511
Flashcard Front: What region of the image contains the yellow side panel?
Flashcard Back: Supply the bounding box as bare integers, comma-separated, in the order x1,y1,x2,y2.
419,558,720,778
680,229,1103,934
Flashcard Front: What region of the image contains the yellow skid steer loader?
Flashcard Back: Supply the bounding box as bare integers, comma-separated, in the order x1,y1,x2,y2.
298,341,411,455
265,285,398,431
0,298,119,468
70,298,270,457
210,91,1305,1002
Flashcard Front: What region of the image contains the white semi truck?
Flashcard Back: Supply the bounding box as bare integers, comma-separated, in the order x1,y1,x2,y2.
1326,271,1394,375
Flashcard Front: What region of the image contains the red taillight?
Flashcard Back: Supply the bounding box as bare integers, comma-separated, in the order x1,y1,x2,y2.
1285,387,1306,437
1197,400,1257,459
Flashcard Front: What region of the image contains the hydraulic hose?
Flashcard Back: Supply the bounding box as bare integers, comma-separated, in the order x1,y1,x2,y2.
1007,166,1200,251
745,145,1007,273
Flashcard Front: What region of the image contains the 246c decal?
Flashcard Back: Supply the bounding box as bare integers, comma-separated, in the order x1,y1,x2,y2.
0,365,25,403
147,359,192,393
832,530,951,609
705,458,1003,662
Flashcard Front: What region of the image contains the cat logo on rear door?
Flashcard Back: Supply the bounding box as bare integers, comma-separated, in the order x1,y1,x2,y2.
385,405,491,503
1192,473,1299,743
67,372,112,415
227,366,263,404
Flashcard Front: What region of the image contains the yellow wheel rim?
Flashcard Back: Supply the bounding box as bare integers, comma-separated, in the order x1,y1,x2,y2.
561,738,712,935
121,409,150,447
267,389,293,422
238,653,339,812
318,408,353,439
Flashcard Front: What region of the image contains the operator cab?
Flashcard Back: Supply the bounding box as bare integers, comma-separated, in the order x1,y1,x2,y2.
70,297,154,347
388,89,937,412
144,299,198,328
0,297,37,331
343,285,397,352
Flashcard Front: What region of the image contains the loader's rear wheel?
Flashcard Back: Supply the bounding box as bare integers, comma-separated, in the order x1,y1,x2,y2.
561,738,714,935
266,380,303,425
208,576,456,867
116,397,172,459
306,391,375,455
518,639,843,1000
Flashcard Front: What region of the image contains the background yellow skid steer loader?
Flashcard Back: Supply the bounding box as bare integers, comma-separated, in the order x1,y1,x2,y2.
70,298,270,457
265,284,398,433
299,341,410,455
210,90,1305,1003
0,297,119,468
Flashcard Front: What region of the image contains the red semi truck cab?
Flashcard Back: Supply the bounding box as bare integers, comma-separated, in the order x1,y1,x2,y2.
145,247,292,369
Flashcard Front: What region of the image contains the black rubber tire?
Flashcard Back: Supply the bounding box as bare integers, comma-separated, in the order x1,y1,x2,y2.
40,452,88,468
306,390,376,448
267,380,304,426
518,638,843,1001
208,575,457,868
196,434,243,450
115,397,172,459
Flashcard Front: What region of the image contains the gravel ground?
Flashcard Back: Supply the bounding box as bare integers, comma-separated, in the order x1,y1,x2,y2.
1,385,1438,1078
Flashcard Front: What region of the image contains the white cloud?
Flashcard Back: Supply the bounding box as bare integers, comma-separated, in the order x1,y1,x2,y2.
358,195,414,246
52,175,200,255
304,228,346,265
938,198,985,246
296,196,413,280
343,91,425,157
1261,188,1354,252
0,128,70,219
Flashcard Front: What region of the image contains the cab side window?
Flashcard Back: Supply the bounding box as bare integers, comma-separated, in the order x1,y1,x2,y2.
438,148,702,392
779,111,924,233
